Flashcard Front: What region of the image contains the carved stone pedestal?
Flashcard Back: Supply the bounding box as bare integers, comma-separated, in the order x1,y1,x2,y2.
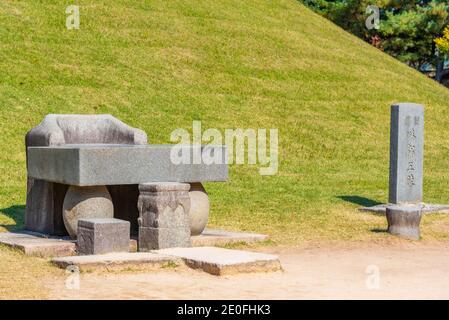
138,182,191,251
386,204,422,240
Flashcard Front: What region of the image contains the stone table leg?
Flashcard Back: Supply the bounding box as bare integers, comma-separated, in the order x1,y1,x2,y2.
188,182,210,236
138,182,191,251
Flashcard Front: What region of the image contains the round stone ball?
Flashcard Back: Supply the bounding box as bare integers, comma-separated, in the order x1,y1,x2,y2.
189,183,210,236
63,185,114,239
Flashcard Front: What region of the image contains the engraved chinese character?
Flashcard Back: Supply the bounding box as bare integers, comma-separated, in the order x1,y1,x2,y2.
407,173,415,186
414,116,420,125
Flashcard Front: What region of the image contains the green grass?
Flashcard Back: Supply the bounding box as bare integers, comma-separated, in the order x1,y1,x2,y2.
2,0,449,247
0,245,64,299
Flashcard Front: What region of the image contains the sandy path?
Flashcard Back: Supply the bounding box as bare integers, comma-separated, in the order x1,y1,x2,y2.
46,243,449,300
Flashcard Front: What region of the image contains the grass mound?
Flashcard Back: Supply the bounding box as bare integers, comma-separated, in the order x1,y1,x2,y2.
2,0,449,246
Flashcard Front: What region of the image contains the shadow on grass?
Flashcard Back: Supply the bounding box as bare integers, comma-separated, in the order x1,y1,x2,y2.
0,205,25,232
371,228,387,233
336,195,382,207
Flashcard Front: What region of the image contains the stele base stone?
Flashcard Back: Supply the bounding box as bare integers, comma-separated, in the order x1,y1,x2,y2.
77,218,130,255
360,203,449,214
386,204,422,240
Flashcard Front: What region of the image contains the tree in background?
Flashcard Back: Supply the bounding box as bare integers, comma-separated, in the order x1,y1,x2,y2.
380,1,448,70
303,0,377,39
435,24,449,80
302,0,449,80
435,24,449,54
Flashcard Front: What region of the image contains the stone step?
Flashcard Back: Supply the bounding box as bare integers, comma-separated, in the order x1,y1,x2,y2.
52,252,178,272
155,247,282,276
0,231,137,257
0,232,76,257
51,247,282,276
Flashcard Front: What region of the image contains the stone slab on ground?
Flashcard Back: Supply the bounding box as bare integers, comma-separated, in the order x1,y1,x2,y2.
155,246,282,276
191,229,268,247
0,231,137,257
359,203,449,214
0,231,75,257
0,229,267,257
52,252,179,272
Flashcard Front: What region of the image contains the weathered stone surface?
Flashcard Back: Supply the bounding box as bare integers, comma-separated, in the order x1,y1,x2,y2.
1,228,268,254
139,183,192,193
189,183,210,236
138,227,191,251
138,183,190,228
52,252,178,272
27,144,228,186
0,231,75,257
191,229,269,247
25,114,148,236
155,247,282,276
52,247,281,275
386,204,422,240
26,114,147,147
77,218,130,255
389,103,424,204
63,186,114,239
25,180,68,236
138,182,191,250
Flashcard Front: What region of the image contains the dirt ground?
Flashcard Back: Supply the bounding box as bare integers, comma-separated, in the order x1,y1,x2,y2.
42,241,449,300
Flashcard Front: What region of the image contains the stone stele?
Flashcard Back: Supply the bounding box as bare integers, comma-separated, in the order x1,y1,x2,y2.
389,103,424,204
360,103,449,214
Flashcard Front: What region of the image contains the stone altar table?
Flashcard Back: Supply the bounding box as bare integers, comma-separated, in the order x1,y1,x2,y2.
26,143,227,242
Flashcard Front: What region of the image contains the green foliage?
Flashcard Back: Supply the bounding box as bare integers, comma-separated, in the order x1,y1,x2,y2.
302,0,449,69
380,1,448,68
302,0,333,13
328,0,377,39
435,25,449,54
301,0,382,39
